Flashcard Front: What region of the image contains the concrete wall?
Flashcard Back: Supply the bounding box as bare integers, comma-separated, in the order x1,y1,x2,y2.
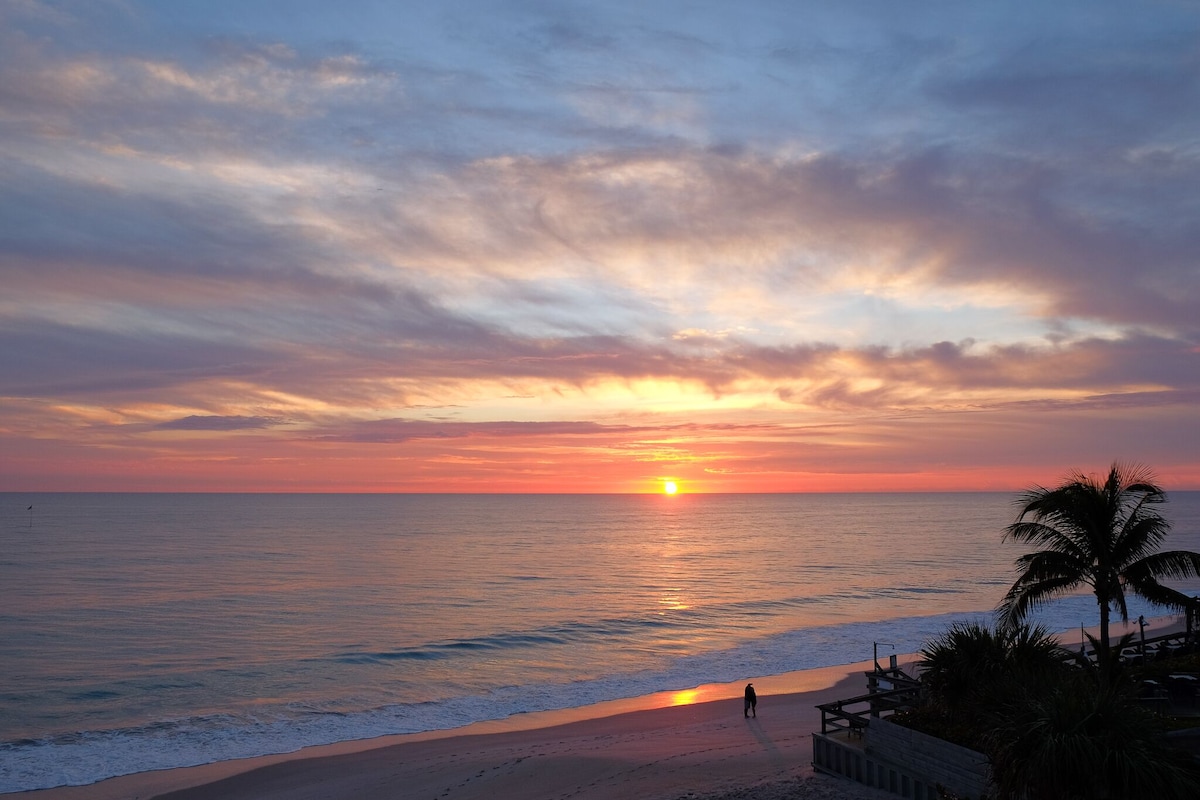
866,718,991,799
812,720,992,799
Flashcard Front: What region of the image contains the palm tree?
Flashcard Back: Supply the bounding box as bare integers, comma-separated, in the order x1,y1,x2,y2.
919,620,1069,714
998,463,1200,675
912,621,1072,752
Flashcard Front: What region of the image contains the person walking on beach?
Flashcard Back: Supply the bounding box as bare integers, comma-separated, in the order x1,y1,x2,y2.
744,683,757,717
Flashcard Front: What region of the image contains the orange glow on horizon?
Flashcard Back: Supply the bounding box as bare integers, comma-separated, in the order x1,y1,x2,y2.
5,414,1200,494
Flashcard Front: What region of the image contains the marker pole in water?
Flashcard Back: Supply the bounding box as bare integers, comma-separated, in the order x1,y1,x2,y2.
27,504,32,529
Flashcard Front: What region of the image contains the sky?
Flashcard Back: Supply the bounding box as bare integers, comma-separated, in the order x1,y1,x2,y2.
2,0,1199,494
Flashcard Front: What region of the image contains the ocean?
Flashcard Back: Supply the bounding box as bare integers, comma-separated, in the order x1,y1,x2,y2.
3,492,1199,793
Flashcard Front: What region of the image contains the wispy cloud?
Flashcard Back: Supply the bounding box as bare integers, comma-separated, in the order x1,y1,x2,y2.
157,415,286,431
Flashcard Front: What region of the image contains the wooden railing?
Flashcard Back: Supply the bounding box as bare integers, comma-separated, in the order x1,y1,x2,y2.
817,629,1197,738
1068,629,1198,667
817,669,921,736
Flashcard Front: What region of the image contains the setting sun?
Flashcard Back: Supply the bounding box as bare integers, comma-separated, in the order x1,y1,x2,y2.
663,481,678,495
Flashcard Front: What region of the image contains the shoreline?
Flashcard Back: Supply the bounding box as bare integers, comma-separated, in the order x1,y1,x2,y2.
16,658,898,800
13,614,1187,800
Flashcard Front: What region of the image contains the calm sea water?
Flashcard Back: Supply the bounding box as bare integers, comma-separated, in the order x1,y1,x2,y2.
2,492,1199,792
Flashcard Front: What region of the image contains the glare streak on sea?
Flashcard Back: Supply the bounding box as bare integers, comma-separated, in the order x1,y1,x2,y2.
2,492,1198,792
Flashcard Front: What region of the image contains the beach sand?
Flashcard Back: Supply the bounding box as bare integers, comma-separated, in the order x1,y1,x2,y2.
19,660,897,800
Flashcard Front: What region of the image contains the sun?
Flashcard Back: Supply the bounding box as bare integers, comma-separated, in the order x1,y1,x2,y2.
663,481,678,495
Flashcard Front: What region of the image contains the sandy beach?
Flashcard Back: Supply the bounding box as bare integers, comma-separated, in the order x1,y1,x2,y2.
19,660,897,800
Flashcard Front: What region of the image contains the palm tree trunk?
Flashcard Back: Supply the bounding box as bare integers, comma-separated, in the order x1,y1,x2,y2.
1099,597,1111,679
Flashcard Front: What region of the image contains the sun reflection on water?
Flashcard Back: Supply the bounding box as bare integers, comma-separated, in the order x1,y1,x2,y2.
658,591,690,612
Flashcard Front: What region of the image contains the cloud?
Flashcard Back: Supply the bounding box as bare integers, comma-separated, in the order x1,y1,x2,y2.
0,318,274,398
315,418,620,444
734,333,1200,409
157,415,286,431
348,147,1200,337
0,26,397,144
930,24,1200,158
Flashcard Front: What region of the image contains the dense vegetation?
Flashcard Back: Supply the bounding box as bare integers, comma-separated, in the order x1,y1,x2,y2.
895,623,1200,799
894,464,1200,799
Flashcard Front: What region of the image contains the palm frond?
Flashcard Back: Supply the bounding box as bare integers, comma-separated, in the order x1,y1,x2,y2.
998,574,1079,629
1122,575,1200,613
1125,550,1200,582
1113,509,1172,564
1012,548,1088,581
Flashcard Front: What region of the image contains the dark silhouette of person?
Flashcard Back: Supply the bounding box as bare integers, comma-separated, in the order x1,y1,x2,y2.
744,683,757,717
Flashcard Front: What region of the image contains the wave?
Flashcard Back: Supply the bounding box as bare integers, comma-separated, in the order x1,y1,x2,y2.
321,587,986,669
324,615,694,666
